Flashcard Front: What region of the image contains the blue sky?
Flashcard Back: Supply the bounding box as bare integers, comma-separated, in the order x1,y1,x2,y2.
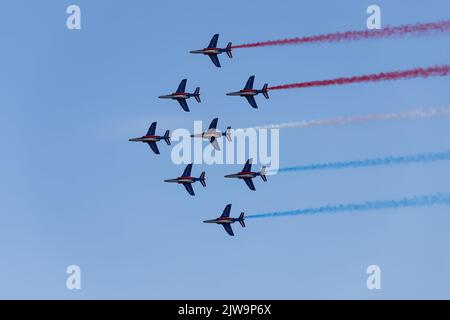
1,0,450,299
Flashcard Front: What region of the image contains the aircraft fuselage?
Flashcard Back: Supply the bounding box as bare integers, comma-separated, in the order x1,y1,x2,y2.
226,89,259,97
129,135,161,143
224,171,258,179
164,176,195,184
202,131,223,139
159,92,191,100
203,217,235,224
191,130,223,139
190,48,223,55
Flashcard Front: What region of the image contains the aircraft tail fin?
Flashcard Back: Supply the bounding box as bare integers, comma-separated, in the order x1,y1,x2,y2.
194,87,201,103
262,84,269,99
239,212,245,227
163,130,171,145
223,126,232,142
260,166,267,182
200,172,206,187
226,42,233,58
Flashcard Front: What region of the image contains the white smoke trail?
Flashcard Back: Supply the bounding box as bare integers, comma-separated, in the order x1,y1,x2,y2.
248,106,450,130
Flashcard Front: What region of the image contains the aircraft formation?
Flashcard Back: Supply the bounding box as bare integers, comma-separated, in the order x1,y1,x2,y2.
130,34,269,236
129,27,450,236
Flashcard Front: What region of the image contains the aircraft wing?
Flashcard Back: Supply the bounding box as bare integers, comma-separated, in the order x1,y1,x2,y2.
182,164,193,177
245,96,258,109
183,183,195,196
176,79,187,92
243,178,256,191
208,54,221,68
147,122,157,135
222,224,234,236
221,204,232,218
242,159,252,172
208,34,219,48
210,137,220,151
177,99,190,112
147,142,160,154
244,76,255,90
208,118,218,129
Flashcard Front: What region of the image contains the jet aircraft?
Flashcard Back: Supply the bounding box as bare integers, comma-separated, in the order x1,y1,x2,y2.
226,75,269,109
203,204,245,236
190,118,232,151
158,79,200,112
128,122,170,154
190,34,232,68
224,158,267,191
164,164,206,196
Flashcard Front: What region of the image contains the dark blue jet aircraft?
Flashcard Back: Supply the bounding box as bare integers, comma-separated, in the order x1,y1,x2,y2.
224,158,267,191
226,76,269,108
203,204,245,236
190,34,232,68
128,122,170,154
164,164,206,196
158,79,201,112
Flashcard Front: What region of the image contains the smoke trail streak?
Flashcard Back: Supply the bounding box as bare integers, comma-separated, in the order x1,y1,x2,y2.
232,20,450,49
247,194,450,219
250,106,450,130
272,150,450,174
268,65,450,91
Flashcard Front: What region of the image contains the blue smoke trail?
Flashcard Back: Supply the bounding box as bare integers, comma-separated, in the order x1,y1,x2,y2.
276,150,450,173
247,193,450,219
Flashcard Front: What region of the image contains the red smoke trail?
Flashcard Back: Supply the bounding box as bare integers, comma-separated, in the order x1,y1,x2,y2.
268,65,450,91
231,20,450,49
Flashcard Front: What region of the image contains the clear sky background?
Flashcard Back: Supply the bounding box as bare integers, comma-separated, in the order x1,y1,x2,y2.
1,0,450,299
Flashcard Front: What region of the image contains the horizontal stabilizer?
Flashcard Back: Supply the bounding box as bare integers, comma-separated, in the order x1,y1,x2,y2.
194,87,201,103
239,212,245,227
260,166,267,182
224,126,232,142
226,42,233,58
262,84,269,99
164,130,171,145
200,171,206,187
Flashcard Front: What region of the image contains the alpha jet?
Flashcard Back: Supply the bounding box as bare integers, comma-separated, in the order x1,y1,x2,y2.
224,158,267,191
226,75,269,109
158,79,201,112
190,34,232,68
203,204,245,237
190,118,232,151
128,122,170,155
164,164,206,196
